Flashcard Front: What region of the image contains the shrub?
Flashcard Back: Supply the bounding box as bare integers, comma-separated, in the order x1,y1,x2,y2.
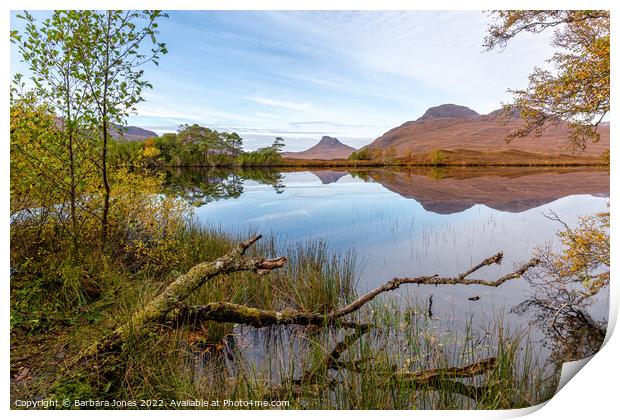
429,149,446,166
349,148,373,161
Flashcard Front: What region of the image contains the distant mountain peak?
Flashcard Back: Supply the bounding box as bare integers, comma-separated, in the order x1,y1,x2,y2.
318,136,343,146
112,125,158,141
281,135,356,160
361,102,609,159
417,104,479,121
53,117,157,141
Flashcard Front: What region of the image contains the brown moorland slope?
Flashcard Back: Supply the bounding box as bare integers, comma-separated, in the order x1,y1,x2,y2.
53,117,158,141
362,104,610,159
282,136,356,160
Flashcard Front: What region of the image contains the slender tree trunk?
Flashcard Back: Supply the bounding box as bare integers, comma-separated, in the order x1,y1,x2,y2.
101,114,110,247
100,12,111,248
68,125,79,254
65,73,79,256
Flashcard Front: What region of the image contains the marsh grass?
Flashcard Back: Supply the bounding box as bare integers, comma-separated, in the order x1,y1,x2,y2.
91,297,555,409
12,220,555,410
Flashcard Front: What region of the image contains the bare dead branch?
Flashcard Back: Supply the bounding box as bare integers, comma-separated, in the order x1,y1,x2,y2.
458,252,503,279
169,254,540,335
329,257,540,319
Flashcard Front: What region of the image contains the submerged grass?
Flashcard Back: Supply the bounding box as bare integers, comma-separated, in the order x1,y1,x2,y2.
83,297,555,409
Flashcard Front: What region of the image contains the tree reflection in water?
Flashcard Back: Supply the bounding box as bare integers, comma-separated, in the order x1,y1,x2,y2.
514,210,609,366
162,167,286,206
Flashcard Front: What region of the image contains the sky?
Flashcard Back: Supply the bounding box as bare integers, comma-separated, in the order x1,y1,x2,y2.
10,10,556,151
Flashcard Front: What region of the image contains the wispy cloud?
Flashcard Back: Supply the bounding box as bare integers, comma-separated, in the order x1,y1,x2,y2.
247,96,312,111
11,11,557,151
256,111,279,118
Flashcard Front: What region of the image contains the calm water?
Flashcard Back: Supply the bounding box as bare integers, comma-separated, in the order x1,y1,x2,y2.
168,167,610,371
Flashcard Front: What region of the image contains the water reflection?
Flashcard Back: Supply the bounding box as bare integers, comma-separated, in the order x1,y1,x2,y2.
163,166,609,396
350,167,609,214
515,244,609,365
311,170,348,185
163,167,285,206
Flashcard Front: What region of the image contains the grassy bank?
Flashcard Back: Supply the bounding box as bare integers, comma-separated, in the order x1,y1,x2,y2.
280,148,608,167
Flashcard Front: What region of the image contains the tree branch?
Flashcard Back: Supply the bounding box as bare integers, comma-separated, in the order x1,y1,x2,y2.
72,235,286,363
329,257,540,319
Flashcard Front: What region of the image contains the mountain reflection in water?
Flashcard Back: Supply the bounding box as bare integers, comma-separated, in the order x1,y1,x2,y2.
164,166,609,378
345,167,609,214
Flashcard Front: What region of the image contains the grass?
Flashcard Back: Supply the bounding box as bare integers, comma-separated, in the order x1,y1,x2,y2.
50,295,555,409
10,225,558,409
277,148,608,167
10,221,360,405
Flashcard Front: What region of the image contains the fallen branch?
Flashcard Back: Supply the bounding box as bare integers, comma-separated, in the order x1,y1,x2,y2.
167,255,540,332
170,302,369,330
73,235,286,363
267,324,497,403
328,256,541,320
394,357,497,382
71,238,539,373
332,356,497,402
265,325,371,399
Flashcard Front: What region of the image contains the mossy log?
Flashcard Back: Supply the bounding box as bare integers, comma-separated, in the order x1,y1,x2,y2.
73,235,286,363
174,253,540,331
169,302,369,329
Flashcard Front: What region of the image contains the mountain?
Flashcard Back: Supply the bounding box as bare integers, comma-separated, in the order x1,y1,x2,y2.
53,117,157,141
111,125,158,141
361,104,610,158
417,104,479,121
282,136,356,160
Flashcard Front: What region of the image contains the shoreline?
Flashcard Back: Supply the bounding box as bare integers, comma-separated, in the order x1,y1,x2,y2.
144,149,608,169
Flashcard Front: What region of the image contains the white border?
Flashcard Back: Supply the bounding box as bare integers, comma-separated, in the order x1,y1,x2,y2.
2,1,617,419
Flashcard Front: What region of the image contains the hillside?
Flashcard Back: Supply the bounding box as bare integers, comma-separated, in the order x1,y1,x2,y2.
362,104,610,159
282,136,356,160
111,125,158,141
53,117,157,141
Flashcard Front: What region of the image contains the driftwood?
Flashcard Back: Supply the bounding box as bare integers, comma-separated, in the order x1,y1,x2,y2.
394,357,497,382
169,302,369,330
173,252,540,330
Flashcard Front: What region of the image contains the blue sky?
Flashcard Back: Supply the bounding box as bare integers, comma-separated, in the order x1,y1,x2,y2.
10,10,555,151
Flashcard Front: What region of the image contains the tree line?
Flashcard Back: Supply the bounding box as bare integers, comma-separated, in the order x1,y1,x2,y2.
111,125,286,167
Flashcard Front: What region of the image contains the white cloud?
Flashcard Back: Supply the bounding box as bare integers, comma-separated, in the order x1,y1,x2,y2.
134,99,260,126
247,96,312,111
119,11,559,149
256,111,279,118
